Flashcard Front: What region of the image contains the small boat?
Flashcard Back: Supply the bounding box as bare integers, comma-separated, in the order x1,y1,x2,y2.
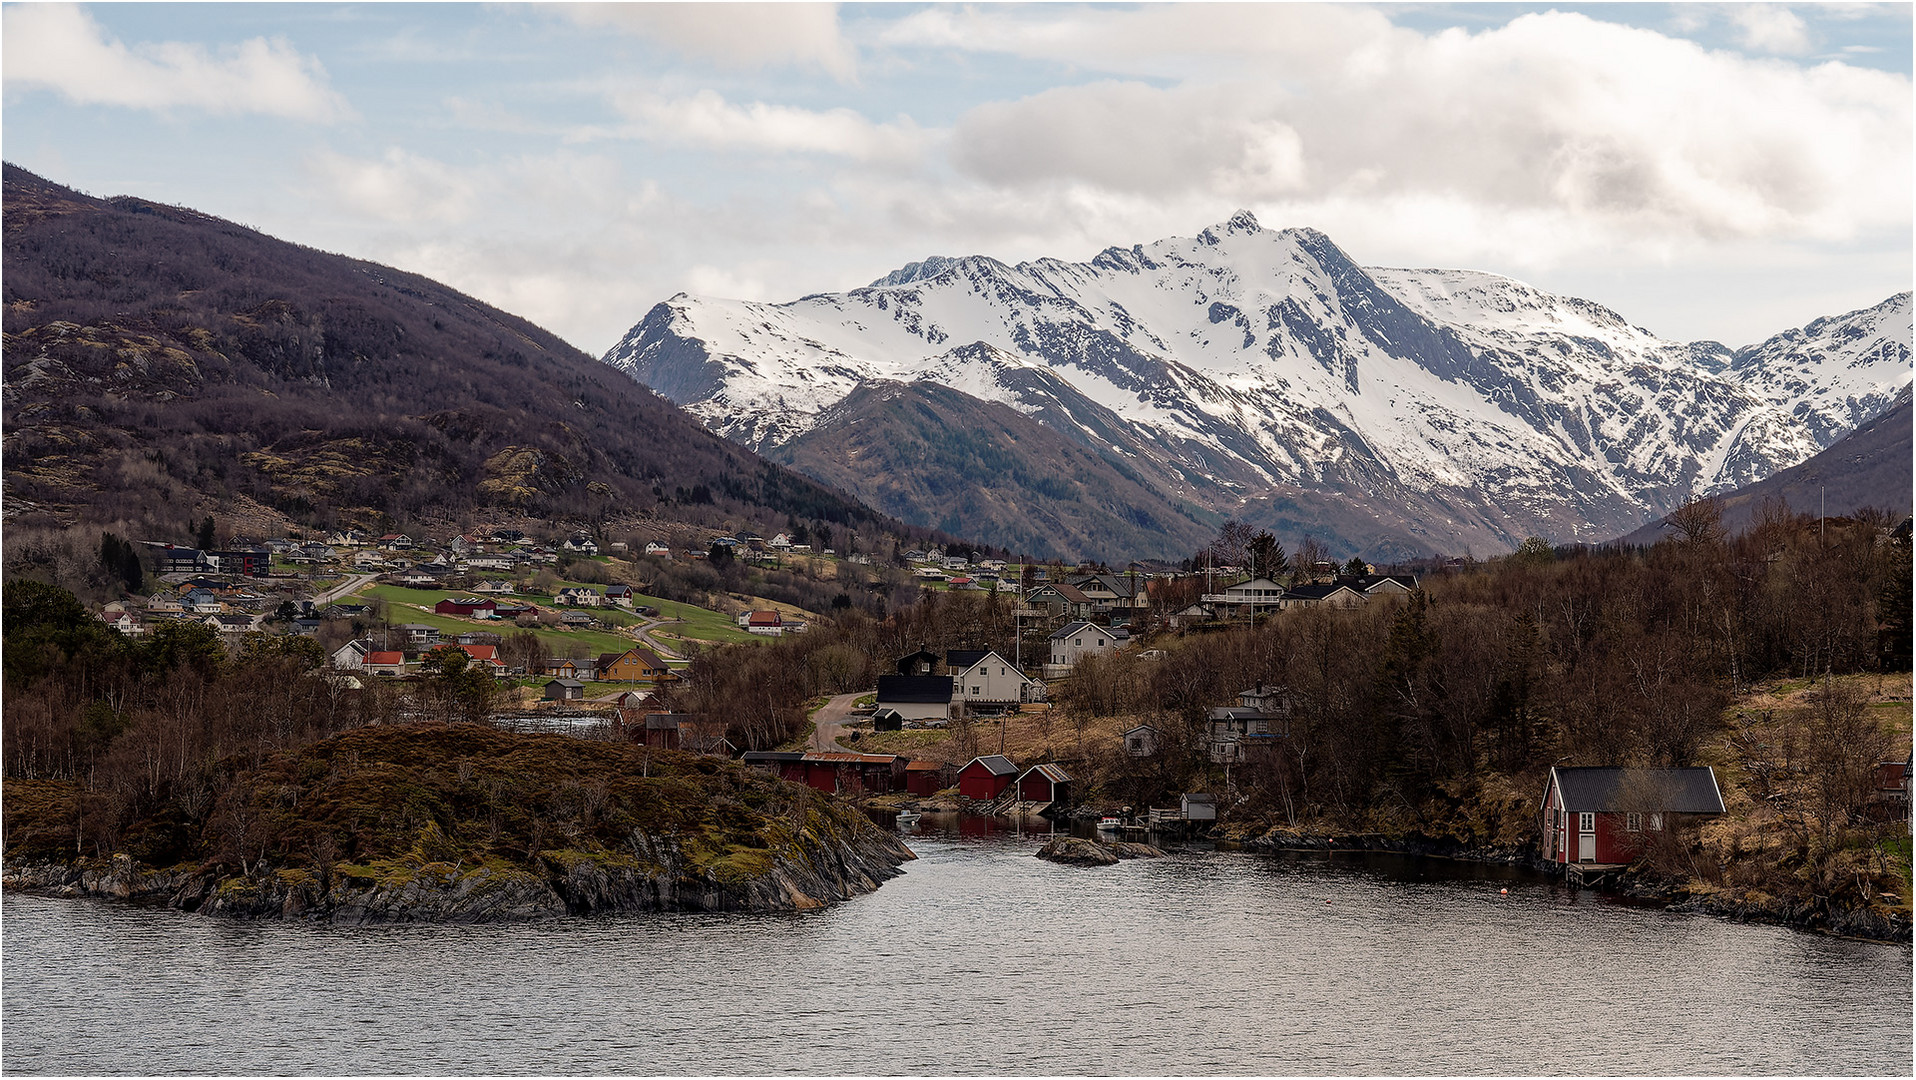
1096,817,1122,831
895,810,921,827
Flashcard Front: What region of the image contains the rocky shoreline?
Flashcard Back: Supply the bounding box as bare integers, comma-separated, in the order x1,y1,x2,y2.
4,822,915,923
1230,824,1911,943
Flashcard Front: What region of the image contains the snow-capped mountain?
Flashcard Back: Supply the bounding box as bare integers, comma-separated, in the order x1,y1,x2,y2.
603,212,1911,560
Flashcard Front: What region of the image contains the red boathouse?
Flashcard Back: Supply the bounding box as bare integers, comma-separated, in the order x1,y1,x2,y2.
1540,766,1725,865
958,755,1019,801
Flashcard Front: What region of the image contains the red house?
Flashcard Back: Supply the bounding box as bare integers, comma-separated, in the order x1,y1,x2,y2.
958,755,1019,801
435,597,497,618
1540,766,1725,865
1017,763,1072,806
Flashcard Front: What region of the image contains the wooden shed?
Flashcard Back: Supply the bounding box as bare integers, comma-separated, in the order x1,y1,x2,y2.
543,678,584,702
1017,763,1073,806
958,755,1019,801
905,759,947,796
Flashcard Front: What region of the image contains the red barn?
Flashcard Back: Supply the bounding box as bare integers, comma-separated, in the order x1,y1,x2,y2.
1540,766,1725,865
435,597,497,618
1017,763,1072,806
958,755,1019,801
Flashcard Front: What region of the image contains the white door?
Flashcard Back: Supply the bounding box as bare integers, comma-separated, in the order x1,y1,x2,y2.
1578,812,1596,861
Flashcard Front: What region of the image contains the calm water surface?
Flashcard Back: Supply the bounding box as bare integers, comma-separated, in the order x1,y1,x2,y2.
4,817,1909,1075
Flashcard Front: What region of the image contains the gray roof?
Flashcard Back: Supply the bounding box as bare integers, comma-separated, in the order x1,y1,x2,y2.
1049,620,1105,640
1020,763,1073,784
965,755,1019,776
1548,767,1725,814
546,678,584,688
877,674,954,704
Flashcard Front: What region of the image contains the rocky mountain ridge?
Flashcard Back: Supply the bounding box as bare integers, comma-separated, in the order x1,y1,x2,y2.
605,212,1910,560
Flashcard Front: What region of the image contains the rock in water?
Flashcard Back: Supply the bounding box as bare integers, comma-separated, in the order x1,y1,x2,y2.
1035,837,1119,866
1110,842,1166,859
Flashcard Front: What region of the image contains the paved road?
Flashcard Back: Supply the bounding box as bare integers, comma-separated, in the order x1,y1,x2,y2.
315,572,379,607
808,691,868,751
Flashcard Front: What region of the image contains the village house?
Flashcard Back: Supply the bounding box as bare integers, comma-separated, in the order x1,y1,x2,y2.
1026,582,1096,622
644,541,670,556
331,639,372,671
457,644,506,674
875,674,954,722
364,651,408,678
1281,582,1368,610
393,624,441,648
205,612,262,638
598,647,675,683
957,755,1020,801
739,610,785,636
946,649,1036,713
1067,573,1150,620
100,609,148,636
1048,620,1125,673
555,587,603,607
604,584,635,608
894,646,940,677
540,658,593,681
1540,766,1726,867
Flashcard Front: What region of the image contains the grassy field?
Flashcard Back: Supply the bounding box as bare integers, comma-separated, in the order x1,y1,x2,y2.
352,582,761,652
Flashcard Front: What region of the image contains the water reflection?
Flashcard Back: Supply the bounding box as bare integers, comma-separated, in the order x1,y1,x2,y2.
4,828,1908,1076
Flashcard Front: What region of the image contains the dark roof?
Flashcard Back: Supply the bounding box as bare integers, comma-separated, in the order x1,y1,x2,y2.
1049,620,1105,640
1284,583,1362,601
741,751,805,764
963,755,1018,776
545,678,583,688
645,713,690,730
876,674,954,704
946,649,991,671
1548,767,1725,814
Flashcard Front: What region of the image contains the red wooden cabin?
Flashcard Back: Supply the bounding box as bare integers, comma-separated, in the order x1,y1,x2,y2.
1540,766,1725,865
958,755,1018,801
905,760,947,796
1017,763,1072,805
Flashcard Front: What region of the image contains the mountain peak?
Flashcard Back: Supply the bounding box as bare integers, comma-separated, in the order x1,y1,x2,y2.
1198,209,1264,245
869,254,961,288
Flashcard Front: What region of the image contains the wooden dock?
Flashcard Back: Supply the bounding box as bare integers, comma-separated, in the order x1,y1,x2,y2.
1566,862,1628,889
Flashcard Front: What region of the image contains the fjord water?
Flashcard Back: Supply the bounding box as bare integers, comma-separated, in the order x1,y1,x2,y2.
4,821,1908,1076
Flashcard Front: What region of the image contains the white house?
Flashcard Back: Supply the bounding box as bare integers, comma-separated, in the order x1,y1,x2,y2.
644,542,670,556
333,640,372,673
1048,620,1125,671
946,649,1035,711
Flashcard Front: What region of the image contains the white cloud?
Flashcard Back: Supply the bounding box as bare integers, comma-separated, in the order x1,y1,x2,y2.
938,10,1909,256
583,89,927,166
556,3,857,83
307,148,481,224
1,3,348,122
1728,4,1813,54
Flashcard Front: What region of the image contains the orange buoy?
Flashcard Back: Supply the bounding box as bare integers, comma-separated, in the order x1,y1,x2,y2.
1500,888,1509,895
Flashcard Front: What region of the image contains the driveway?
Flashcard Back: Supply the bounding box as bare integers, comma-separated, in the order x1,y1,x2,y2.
808,691,868,751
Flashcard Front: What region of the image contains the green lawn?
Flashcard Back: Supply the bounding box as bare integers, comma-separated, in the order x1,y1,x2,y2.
353,582,759,651
354,584,640,656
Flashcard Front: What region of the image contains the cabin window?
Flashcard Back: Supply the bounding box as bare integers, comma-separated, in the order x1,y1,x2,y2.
1578,812,1595,833
1649,813,1663,831
1626,813,1641,832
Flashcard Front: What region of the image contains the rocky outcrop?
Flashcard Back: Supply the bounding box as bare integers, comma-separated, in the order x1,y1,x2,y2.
1034,837,1166,866
4,821,915,924
1036,837,1119,866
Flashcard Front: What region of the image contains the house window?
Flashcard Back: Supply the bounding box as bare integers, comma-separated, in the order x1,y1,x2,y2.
1626,813,1641,832
971,686,981,695
1578,812,1595,833
1649,813,1663,831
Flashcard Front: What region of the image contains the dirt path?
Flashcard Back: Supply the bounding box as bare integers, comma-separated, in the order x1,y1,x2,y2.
808,692,867,751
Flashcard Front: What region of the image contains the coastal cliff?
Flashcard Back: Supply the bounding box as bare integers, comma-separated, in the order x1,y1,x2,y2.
3,724,914,922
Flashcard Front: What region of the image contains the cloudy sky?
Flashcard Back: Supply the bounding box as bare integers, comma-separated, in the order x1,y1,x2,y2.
4,2,1909,354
